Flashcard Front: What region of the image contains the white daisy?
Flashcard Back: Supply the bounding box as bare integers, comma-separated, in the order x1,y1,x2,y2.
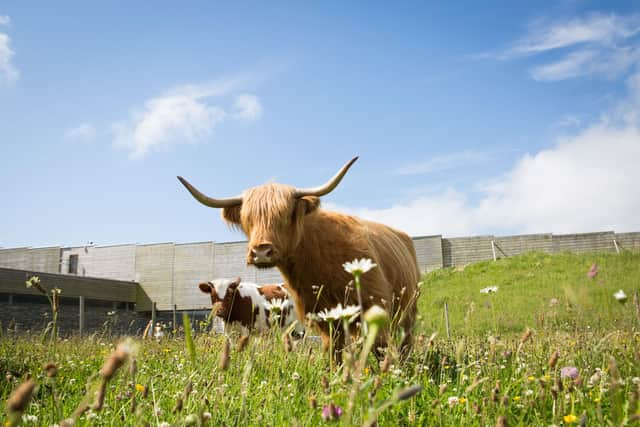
264,298,287,313
480,286,499,294
317,303,361,322
613,289,628,303
343,258,377,275
22,414,38,423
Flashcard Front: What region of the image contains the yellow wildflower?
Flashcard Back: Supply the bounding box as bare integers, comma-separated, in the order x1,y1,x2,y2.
363,367,370,376
527,376,535,381
593,397,600,403
563,414,578,423
513,396,521,402
459,397,467,404
163,348,170,353
543,374,551,381
135,384,145,393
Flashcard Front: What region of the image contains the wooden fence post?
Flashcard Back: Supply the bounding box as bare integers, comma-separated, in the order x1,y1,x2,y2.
613,239,620,254
444,302,451,341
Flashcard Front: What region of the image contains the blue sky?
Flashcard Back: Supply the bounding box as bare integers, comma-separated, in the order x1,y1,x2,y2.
1,1,640,248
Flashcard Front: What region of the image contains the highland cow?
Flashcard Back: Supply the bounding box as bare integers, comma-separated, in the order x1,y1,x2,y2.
180,157,420,357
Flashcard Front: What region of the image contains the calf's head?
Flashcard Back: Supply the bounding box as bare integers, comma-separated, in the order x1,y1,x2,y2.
198,277,241,318
179,157,358,268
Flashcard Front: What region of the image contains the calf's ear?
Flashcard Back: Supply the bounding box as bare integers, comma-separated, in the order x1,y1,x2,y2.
198,282,212,294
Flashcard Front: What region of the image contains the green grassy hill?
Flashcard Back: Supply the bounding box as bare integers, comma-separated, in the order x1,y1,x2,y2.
417,250,640,336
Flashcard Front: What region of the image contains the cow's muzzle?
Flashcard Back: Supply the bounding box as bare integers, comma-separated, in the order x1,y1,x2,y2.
249,243,276,267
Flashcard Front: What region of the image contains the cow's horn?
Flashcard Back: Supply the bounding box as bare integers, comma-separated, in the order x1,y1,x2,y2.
294,156,359,197
177,176,243,208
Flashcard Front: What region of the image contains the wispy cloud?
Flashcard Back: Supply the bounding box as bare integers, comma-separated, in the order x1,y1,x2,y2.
506,13,640,57
64,123,97,143
530,46,640,81
233,94,263,120
481,12,640,82
0,19,19,85
112,76,262,158
395,150,489,175
552,114,582,129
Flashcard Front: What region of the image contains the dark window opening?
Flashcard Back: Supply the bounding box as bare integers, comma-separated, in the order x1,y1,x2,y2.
68,254,78,275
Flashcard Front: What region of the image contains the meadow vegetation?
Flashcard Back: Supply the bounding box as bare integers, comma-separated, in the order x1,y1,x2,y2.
2,251,640,426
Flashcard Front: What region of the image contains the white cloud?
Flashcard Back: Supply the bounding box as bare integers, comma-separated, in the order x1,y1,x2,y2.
484,12,640,82
112,78,261,158
233,94,263,120
531,47,640,81
395,150,489,175
327,189,477,237
64,123,97,143
530,49,598,81
0,15,10,26
552,114,582,129
476,123,640,234
508,13,640,56
331,75,640,237
0,32,18,85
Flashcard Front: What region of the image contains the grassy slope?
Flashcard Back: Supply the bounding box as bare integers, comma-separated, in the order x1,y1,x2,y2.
417,250,640,336
1,250,639,426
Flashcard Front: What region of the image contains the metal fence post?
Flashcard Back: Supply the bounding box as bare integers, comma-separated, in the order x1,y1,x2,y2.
79,296,85,336
150,302,157,338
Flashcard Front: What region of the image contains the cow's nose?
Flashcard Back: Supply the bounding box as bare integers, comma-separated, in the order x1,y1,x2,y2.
251,243,274,263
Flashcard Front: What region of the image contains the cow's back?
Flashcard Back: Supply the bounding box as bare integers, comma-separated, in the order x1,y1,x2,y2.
362,219,420,293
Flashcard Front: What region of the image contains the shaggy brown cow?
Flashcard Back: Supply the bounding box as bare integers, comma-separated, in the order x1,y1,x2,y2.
198,277,298,331
179,157,420,357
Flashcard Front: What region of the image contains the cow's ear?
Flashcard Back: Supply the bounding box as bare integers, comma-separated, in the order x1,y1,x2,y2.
297,196,320,216
198,282,212,294
222,205,242,224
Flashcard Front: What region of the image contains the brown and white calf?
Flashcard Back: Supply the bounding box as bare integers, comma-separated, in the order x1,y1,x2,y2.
198,277,299,331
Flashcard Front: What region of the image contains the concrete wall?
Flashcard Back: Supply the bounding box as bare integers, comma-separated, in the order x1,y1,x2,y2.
442,236,494,267
0,297,148,336
616,232,640,250
493,233,553,257
0,296,220,337
413,236,443,272
2,230,639,311
552,231,616,253
174,242,214,310
0,247,60,272
135,243,175,311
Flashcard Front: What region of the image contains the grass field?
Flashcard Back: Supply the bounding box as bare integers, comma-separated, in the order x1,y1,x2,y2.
2,251,640,426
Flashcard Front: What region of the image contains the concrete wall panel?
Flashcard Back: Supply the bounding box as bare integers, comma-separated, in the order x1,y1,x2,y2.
615,232,640,251
135,243,175,311
91,245,136,281
0,248,30,270
493,234,553,258
413,236,443,271
552,231,616,253
173,242,214,310
442,236,494,267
